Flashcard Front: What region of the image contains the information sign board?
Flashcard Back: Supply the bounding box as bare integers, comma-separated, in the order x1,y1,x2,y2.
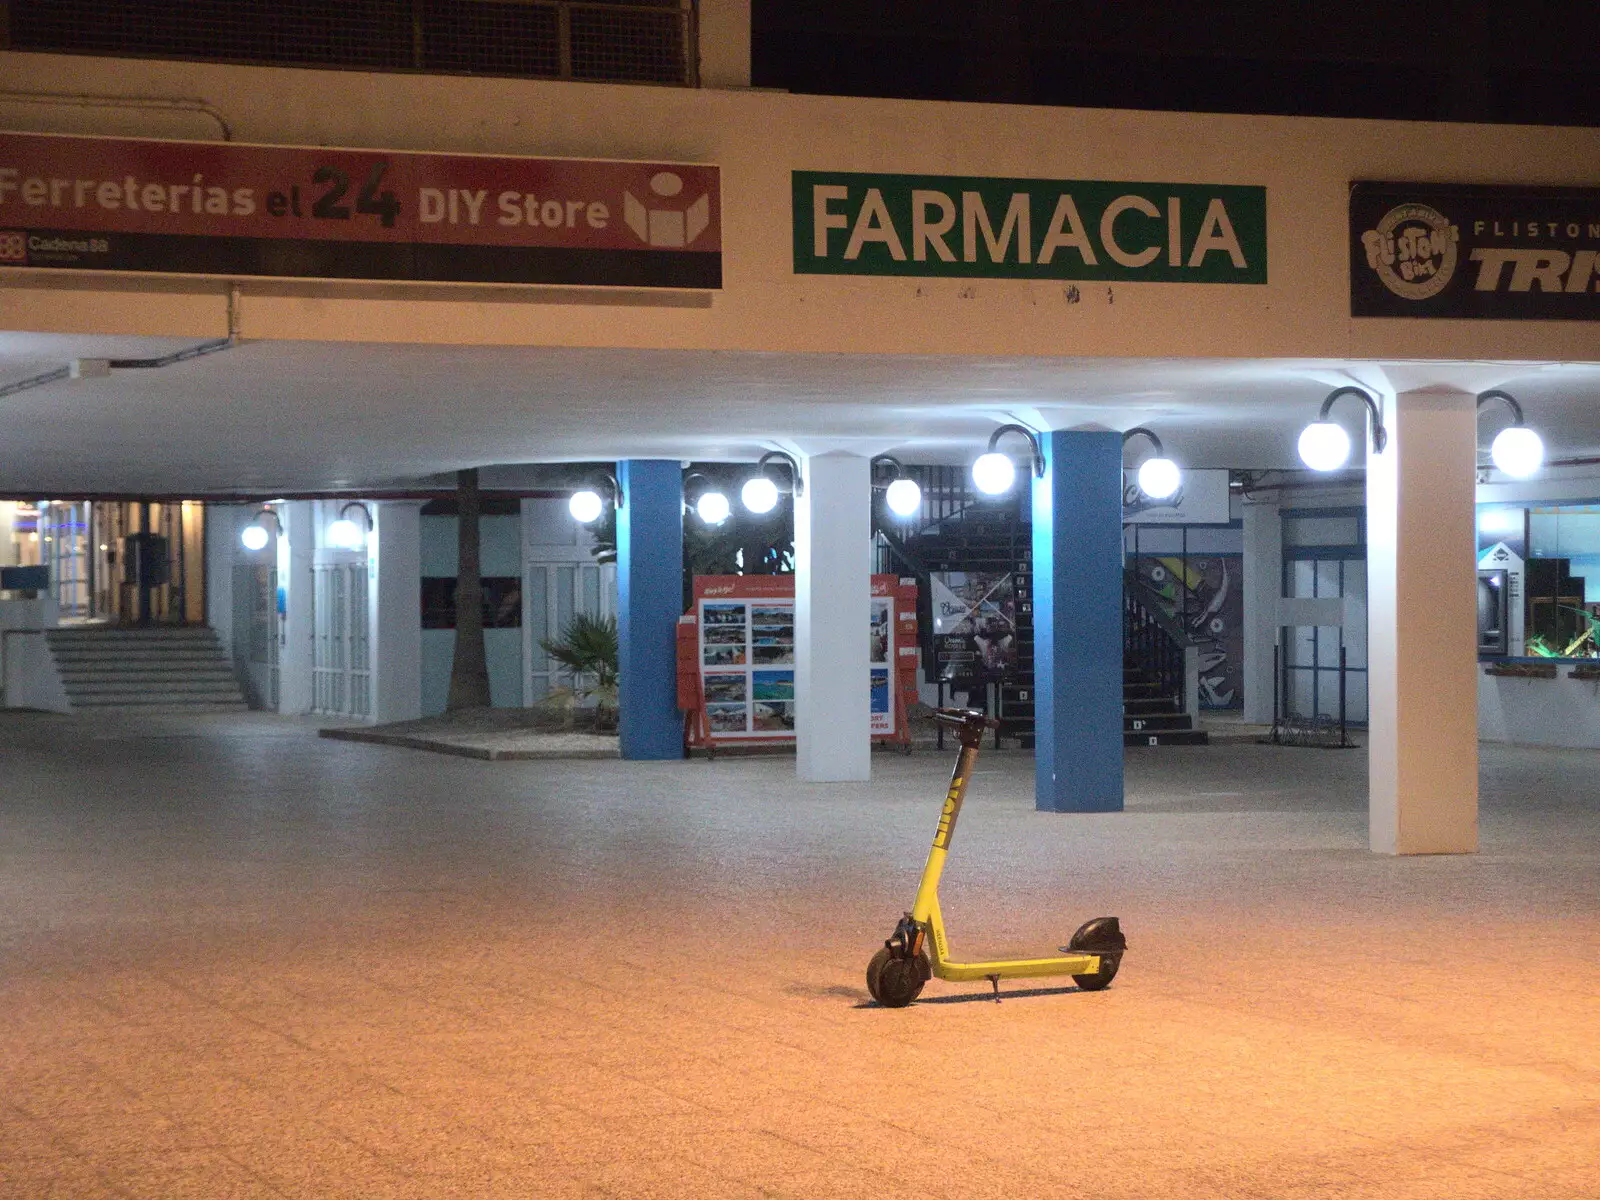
0,131,721,288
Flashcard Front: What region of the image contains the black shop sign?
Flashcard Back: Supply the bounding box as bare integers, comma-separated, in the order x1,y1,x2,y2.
1350,181,1600,320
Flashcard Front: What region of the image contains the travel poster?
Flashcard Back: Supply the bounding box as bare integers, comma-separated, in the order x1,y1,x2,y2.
692,575,912,740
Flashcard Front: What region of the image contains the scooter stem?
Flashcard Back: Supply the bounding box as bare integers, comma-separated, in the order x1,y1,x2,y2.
912,710,988,923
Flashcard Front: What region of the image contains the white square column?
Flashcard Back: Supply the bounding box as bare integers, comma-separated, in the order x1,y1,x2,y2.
1241,498,1283,725
370,502,422,724
794,452,872,782
276,501,315,715
1367,388,1478,855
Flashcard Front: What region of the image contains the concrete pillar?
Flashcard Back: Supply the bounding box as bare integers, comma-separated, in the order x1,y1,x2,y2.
277,501,315,715
617,460,684,760
370,502,422,724
204,503,238,650
795,452,871,782
1033,430,1124,813
1241,498,1283,724
697,0,751,88
1367,388,1478,854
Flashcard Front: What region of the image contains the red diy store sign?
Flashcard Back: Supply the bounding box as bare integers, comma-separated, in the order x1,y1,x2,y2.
0,131,721,288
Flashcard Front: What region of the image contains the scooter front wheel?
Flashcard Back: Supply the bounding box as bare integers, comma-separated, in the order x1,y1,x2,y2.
866,947,929,1008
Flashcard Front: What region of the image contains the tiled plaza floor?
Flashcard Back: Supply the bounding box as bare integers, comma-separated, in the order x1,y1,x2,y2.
2,711,1598,1198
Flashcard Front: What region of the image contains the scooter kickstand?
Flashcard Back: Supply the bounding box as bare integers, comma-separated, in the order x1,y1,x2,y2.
986,974,1002,1003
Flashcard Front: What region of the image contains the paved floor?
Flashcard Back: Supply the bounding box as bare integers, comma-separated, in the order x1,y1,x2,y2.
2,712,1598,1199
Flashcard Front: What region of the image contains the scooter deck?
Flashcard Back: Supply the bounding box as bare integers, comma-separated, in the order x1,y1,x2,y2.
933,952,1103,983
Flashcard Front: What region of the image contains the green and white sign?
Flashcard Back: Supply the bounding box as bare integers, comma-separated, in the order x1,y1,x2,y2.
793,171,1266,284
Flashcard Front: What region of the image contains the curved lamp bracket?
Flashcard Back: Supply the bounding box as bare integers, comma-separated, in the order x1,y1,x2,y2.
1476,389,1526,426
1121,426,1166,458
250,506,283,534
337,501,374,532
755,449,803,498
870,453,906,482
596,469,624,510
986,423,1046,479
1318,386,1388,455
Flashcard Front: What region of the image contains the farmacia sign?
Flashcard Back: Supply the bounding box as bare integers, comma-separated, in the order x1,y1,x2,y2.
1351,181,1600,320
793,170,1266,283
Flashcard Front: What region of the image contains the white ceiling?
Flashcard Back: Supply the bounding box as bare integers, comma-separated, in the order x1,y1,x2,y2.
2,331,1599,494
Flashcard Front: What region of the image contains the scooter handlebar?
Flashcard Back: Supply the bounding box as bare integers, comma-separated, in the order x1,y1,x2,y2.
932,707,1000,731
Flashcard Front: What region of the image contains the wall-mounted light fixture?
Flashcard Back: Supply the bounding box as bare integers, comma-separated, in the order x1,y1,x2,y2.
971,423,1045,496
1121,427,1182,499
1477,390,1544,479
239,506,281,551
1298,386,1387,472
327,502,373,550
741,450,803,515
871,454,923,519
569,469,623,524
683,471,731,526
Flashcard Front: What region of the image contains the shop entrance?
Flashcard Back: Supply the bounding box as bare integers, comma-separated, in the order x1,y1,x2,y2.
0,499,206,625
313,562,371,718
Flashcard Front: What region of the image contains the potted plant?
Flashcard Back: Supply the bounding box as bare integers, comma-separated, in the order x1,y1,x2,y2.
539,613,619,731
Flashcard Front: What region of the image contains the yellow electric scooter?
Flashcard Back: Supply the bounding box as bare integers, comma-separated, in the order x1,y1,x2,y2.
866,708,1127,1007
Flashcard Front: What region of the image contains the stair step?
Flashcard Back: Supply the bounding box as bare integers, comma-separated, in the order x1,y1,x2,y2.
52,647,225,658
1124,697,1181,713
45,626,246,714
1124,713,1194,732
68,693,246,706
64,679,243,694
70,700,249,712
57,664,235,677
48,632,219,644
1125,729,1210,746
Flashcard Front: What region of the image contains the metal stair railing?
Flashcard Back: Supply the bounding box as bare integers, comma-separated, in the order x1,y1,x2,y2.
1123,570,1193,715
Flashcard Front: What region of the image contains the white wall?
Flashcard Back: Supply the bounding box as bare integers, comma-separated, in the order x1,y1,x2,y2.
371,502,422,723
697,0,751,89
5,50,1600,367
0,596,68,712
1480,667,1600,748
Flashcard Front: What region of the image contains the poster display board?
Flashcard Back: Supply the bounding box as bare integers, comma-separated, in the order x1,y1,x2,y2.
931,570,1018,678
0,131,721,288
1122,468,1231,524
677,574,918,750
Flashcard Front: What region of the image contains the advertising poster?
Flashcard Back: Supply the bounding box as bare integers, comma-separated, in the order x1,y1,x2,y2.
0,131,721,288
931,571,1017,677
1122,468,1231,524
686,575,915,742
1350,181,1600,321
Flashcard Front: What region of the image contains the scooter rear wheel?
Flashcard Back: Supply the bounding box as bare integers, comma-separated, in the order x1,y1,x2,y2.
866,947,928,1008
1072,955,1120,991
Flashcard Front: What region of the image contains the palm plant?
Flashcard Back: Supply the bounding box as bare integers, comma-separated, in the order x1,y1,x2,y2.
539,613,619,727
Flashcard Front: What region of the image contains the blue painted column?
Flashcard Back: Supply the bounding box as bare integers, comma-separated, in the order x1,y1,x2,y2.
1032,430,1125,812
617,459,684,760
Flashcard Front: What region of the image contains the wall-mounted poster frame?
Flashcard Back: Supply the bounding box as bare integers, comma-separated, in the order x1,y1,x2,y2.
676,574,918,753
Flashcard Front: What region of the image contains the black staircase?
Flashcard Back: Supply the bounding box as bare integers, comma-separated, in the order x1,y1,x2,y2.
1124,571,1208,746
875,467,1035,745
875,468,1207,749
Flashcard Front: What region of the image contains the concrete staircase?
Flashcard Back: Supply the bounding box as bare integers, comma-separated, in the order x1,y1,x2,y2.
46,626,248,713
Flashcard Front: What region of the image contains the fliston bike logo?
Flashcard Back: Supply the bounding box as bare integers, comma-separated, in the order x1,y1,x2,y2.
0,230,26,263
1360,203,1459,300
623,171,712,248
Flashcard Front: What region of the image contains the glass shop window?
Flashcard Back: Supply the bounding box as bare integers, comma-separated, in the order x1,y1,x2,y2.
1526,505,1600,658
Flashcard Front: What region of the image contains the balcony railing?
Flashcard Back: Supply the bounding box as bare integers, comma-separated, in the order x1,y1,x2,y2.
6,0,698,87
